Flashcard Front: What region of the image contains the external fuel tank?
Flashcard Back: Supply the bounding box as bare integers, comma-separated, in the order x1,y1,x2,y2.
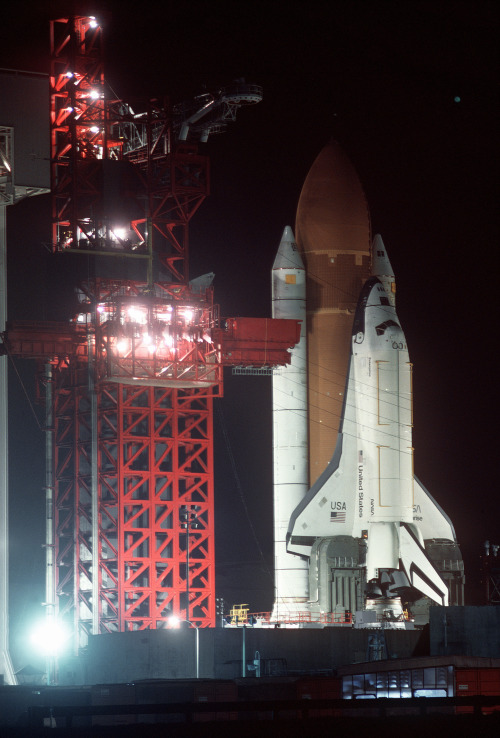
295,141,371,487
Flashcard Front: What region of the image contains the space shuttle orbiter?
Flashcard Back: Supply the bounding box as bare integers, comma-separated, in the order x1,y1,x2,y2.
284,234,462,623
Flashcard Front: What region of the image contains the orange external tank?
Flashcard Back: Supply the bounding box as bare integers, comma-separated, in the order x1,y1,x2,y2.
295,141,371,486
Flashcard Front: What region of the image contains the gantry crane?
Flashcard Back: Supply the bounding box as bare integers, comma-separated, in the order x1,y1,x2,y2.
1,15,298,663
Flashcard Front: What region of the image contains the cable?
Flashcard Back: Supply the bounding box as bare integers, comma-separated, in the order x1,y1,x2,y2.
273,360,413,447
272,395,414,458
6,352,44,431
215,403,274,585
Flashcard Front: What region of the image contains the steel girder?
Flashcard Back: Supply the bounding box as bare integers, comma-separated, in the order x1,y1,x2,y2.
52,363,215,648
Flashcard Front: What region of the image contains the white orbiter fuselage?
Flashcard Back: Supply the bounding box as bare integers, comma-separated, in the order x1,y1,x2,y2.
287,236,458,617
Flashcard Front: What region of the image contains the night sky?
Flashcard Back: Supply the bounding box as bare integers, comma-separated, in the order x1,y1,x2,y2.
1,1,498,667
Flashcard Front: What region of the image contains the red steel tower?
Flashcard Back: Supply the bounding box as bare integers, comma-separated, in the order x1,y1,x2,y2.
37,14,276,649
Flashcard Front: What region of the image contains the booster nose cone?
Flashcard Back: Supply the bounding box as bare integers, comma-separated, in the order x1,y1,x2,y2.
272,226,304,271
272,227,305,309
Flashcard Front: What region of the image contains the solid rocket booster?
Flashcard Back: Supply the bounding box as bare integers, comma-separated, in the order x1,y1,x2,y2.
271,227,309,616
295,141,372,487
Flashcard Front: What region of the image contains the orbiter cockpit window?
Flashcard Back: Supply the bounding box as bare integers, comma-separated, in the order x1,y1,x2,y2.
375,319,400,336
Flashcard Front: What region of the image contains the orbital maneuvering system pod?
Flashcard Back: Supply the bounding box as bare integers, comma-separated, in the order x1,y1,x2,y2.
272,144,464,627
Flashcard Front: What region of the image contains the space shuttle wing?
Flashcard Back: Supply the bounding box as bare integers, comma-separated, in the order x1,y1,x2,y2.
412,476,457,542
287,430,358,557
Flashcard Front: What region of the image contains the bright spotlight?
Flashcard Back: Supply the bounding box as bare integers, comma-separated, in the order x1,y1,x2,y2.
128,305,147,324
163,331,174,347
116,338,129,354
30,620,71,657
112,227,127,241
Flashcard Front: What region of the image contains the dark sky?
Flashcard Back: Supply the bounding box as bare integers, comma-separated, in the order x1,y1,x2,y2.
1,1,498,666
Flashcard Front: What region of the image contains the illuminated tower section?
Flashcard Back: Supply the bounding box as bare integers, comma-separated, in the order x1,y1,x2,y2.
48,15,263,647
52,281,220,644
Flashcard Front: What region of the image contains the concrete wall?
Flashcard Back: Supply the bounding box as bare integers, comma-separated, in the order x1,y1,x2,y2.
430,605,500,658
79,627,422,685
55,605,500,684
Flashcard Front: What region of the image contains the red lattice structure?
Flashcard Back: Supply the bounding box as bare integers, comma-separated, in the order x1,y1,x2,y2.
5,306,298,650
47,15,215,645
48,277,220,642
0,15,286,651
52,366,216,638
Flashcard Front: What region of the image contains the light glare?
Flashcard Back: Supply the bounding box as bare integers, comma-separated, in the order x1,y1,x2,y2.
112,227,127,241
30,620,71,656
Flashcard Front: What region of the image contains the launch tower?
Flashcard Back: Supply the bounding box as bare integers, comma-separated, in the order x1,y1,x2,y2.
2,15,300,674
